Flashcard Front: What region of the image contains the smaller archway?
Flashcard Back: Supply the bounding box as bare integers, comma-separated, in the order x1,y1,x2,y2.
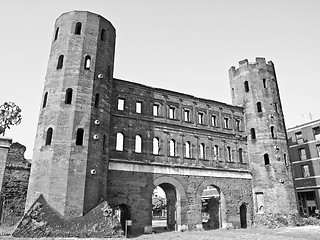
114,204,130,231
201,185,220,230
240,203,247,228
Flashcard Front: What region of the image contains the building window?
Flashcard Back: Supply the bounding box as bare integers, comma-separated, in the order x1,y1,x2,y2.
100,29,106,42
57,55,64,69
264,153,270,165
251,128,256,140
200,143,205,159
211,115,217,127
223,117,229,129
153,104,159,117
76,128,84,146
185,141,191,158
313,127,320,140
135,135,142,153
45,128,53,146
43,92,48,108
153,137,159,155
84,55,91,69
75,22,82,35
118,98,125,110
116,133,124,151
299,148,307,160
263,78,267,88
227,146,232,162
244,81,249,92
169,107,175,119
274,102,278,113
302,165,310,178
94,93,100,108
239,148,243,163
316,145,320,157
256,192,265,213
54,27,59,41
184,109,190,122
284,153,288,166
213,145,219,160
295,131,303,144
271,126,275,138
235,119,240,131
257,102,262,113
169,139,175,156
136,101,142,114
198,112,204,124
65,88,73,104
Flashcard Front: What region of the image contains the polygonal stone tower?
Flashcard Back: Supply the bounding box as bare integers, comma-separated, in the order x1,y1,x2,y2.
229,58,297,221
26,11,116,218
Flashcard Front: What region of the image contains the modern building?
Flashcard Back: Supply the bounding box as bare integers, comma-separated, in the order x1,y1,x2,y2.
287,119,320,216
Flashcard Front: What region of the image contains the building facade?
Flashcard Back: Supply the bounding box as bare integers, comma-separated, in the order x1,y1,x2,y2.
20,10,297,236
287,119,320,216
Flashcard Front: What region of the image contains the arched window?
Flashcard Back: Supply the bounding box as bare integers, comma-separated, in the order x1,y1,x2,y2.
257,102,262,113
76,128,84,146
75,22,82,35
43,92,48,108
45,127,53,146
244,81,249,92
169,139,175,156
200,143,205,159
239,148,243,163
65,88,73,104
185,141,191,158
213,145,219,160
101,29,106,42
153,137,159,155
84,55,91,69
263,78,267,88
94,93,100,108
135,135,142,153
57,55,64,69
227,146,232,162
54,27,59,41
116,133,124,151
271,126,275,138
251,128,256,140
264,153,270,165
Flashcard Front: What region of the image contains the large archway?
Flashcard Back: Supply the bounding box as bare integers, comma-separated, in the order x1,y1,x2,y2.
201,185,220,229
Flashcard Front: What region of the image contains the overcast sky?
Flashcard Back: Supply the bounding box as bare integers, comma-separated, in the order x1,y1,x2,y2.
1,0,319,159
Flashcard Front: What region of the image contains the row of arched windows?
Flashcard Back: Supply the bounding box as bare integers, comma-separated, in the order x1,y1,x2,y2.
54,22,107,42
45,127,84,146
115,133,244,162
250,126,276,140
244,78,269,93
56,55,91,70
42,90,100,108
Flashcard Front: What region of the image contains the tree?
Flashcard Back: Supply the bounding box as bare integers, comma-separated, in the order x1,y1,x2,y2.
0,102,22,136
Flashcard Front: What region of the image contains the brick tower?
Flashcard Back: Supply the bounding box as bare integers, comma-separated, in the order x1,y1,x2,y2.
26,11,116,218
229,58,297,221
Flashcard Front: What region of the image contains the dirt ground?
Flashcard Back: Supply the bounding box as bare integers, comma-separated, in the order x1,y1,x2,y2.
0,225,320,239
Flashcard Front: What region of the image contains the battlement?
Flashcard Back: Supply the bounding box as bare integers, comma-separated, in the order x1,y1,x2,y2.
229,57,274,78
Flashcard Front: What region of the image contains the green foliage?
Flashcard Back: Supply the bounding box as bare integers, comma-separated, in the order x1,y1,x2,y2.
0,102,22,135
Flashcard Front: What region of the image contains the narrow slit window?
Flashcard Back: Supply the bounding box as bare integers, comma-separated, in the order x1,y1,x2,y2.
57,55,64,69
251,128,256,140
103,135,106,152
213,145,219,160
212,115,217,126
185,141,191,158
169,139,175,156
116,133,124,151
94,93,100,108
263,78,267,88
75,22,82,35
84,56,91,69
227,146,232,162
239,148,243,163
224,117,229,129
274,102,278,113
153,137,159,155
135,135,142,153
65,88,73,104
100,29,106,42
54,27,59,41
271,126,275,138
200,143,205,159
184,109,190,122
43,92,48,108
76,128,84,146
284,153,288,166
45,128,53,146
198,112,204,124
257,102,262,113
264,153,270,165
244,81,249,92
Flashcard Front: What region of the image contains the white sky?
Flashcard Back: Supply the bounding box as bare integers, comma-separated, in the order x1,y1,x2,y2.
1,0,319,159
